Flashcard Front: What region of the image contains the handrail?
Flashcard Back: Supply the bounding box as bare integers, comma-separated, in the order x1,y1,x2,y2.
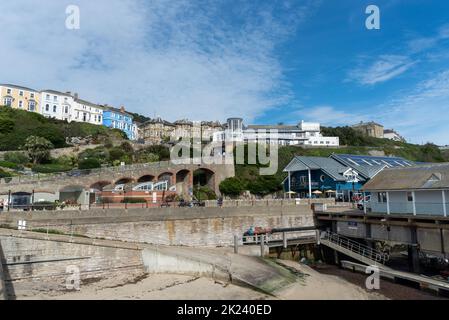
321,231,389,264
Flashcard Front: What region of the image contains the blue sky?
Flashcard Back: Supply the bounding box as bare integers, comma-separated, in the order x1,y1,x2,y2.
1,1,449,144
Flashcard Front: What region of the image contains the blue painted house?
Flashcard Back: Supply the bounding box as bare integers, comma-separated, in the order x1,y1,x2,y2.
283,154,415,200
102,105,137,140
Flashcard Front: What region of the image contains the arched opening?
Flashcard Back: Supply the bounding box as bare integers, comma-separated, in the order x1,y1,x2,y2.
176,169,191,197
193,168,216,200
137,175,156,183
115,177,134,185
90,181,112,192
158,172,173,187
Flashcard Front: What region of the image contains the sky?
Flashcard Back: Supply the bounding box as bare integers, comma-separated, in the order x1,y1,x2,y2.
1,0,449,145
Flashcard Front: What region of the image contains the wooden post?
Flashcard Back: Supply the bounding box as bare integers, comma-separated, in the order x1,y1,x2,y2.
283,232,287,249
234,235,239,254
260,234,265,257
386,192,390,215
442,190,447,217
412,191,417,216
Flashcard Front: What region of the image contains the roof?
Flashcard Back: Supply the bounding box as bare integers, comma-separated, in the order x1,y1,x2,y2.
352,121,384,128
143,117,174,126
101,105,133,117
41,89,73,97
284,156,365,182
75,98,102,109
0,83,38,92
247,125,299,130
362,163,449,191
331,154,413,179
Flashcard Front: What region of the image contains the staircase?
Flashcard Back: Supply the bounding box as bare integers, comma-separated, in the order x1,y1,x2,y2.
319,231,391,270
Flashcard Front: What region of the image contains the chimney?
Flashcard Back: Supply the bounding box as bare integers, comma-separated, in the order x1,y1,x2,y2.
120,105,125,113
74,93,79,99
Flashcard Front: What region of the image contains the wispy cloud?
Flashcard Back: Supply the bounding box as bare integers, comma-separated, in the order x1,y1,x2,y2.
347,55,416,85
0,0,317,122
363,69,449,144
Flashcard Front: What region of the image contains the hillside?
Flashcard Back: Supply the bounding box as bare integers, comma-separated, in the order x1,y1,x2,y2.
224,129,449,198
0,106,127,151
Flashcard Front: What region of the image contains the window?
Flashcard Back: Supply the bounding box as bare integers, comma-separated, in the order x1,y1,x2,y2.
46,94,50,100
6,89,11,94
19,91,24,96
28,101,36,111
45,104,49,112
320,175,326,182
30,93,34,98
53,96,57,101
18,101,23,108
98,116,101,122
377,192,387,203
53,105,57,113
407,192,414,202
65,106,68,113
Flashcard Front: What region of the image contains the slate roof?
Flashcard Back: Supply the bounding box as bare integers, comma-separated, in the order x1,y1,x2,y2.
0,83,38,92
362,163,449,191
284,156,366,182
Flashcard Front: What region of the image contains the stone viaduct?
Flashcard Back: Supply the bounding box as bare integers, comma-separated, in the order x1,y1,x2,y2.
0,158,235,204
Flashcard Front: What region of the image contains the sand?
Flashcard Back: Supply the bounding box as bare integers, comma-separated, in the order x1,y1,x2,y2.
21,260,385,300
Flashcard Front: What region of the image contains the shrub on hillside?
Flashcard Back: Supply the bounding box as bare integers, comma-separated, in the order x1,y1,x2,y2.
4,151,29,164
78,158,101,170
0,161,21,170
32,163,73,173
219,177,246,197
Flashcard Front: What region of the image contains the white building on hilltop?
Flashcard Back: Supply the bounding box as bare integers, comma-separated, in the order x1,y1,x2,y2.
213,118,339,146
40,90,75,121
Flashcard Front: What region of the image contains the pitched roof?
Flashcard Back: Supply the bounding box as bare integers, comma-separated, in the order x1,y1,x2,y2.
75,98,102,108
284,156,365,182
362,163,449,191
0,83,38,92
41,89,73,97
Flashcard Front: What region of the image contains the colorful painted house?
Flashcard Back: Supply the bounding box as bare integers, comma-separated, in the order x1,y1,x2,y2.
102,105,136,140
0,84,40,113
283,154,415,200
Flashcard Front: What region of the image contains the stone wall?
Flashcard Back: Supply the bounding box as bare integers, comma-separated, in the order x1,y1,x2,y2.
0,231,144,299
0,205,314,247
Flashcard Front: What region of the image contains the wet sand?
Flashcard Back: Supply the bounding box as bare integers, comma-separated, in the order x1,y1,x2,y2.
21,261,387,300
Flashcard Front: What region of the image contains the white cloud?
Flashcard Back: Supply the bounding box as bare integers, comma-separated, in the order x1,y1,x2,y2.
298,105,365,126
347,55,416,85
367,70,449,145
0,0,315,122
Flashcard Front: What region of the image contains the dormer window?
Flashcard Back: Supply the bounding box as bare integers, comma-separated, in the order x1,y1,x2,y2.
428,173,442,182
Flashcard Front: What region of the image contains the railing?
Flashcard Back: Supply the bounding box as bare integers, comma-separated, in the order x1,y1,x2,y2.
0,156,226,185
320,231,389,264
369,201,448,217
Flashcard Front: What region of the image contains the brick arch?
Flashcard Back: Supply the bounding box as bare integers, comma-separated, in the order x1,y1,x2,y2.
193,168,215,189
176,169,191,197
157,172,174,186
114,177,135,185
137,174,156,183
90,181,112,192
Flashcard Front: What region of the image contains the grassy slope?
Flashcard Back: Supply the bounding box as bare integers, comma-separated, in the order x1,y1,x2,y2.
0,106,126,151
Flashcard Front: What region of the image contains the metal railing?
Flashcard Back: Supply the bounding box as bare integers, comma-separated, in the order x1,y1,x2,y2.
320,231,389,264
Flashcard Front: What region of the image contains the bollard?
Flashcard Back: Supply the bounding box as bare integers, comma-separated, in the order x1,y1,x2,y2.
260,234,265,257
234,235,239,254
283,232,287,249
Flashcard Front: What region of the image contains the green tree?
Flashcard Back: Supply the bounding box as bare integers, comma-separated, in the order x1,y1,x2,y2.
24,136,53,164
219,177,246,197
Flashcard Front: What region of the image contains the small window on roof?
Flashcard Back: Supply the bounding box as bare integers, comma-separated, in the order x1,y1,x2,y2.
428,173,442,181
